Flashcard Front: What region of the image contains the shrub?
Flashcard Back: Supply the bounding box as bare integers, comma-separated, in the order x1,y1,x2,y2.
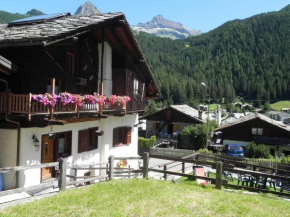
180,120,218,150
245,142,271,158
198,148,212,154
281,155,290,164
138,136,156,148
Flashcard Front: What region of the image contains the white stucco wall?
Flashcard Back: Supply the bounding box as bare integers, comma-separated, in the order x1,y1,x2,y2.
222,140,250,147
99,114,139,170
98,42,112,95
0,129,17,190
0,113,139,189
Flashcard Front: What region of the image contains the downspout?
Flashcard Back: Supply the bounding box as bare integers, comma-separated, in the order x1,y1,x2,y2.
99,27,105,115
0,78,21,188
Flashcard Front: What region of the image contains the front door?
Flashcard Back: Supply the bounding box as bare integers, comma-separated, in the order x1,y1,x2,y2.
41,135,54,180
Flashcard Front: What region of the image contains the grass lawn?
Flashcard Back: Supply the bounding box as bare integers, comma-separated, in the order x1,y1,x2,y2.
209,104,218,111
270,101,290,111
1,179,289,217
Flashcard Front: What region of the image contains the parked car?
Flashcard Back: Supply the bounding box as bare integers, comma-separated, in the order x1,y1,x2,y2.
222,144,245,157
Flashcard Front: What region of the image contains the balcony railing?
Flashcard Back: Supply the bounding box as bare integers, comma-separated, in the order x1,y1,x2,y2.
0,92,126,120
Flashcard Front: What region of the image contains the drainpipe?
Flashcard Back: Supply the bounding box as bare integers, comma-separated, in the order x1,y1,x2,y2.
99,27,105,115
0,78,21,188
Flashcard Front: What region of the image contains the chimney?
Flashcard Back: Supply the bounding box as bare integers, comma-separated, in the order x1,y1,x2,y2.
198,110,203,120
217,105,221,126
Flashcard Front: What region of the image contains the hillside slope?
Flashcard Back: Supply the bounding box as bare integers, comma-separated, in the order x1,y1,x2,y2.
135,6,290,107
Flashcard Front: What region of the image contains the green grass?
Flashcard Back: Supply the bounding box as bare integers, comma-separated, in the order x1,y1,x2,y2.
270,101,290,111
1,179,289,217
209,103,218,111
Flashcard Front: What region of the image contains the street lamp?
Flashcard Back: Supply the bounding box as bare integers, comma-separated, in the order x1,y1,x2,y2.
201,82,210,148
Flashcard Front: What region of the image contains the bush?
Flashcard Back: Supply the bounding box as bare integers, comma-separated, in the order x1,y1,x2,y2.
138,136,156,148
180,120,218,150
245,142,271,158
198,148,212,154
281,155,290,164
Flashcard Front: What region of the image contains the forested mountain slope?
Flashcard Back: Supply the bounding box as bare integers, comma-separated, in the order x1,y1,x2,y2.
135,6,290,108
0,9,44,24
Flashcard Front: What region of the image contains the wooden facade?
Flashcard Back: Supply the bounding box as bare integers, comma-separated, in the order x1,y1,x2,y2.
0,13,160,124
216,114,290,147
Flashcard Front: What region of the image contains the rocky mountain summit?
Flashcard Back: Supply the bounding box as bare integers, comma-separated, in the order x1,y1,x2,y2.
74,1,101,16
132,15,202,39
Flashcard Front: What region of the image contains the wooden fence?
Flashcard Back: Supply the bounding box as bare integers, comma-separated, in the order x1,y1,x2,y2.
1,153,290,199
0,156,142,197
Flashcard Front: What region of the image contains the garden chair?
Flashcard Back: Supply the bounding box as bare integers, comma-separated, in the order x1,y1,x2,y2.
223,171,234,182
237,173,250,186
194,167,208,185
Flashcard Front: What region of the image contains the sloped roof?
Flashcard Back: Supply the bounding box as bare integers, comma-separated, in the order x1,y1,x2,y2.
0,13,123,45
216,112,290,132
0,12,161,98
140,104,204,123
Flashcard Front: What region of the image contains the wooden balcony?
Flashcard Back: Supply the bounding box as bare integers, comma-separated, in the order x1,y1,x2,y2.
0,92,126,120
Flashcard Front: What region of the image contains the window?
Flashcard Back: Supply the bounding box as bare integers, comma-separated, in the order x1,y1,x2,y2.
166,110,171,121
134,78,139,95
153,123,160,131
113,127,132,147
66,53,75,74
252,128,263,135
78,127,98,153
47,79,61,94
56,132,72,157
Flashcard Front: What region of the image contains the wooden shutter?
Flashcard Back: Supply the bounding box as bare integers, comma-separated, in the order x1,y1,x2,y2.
173,124,179,132
153,123,157,130
126,127,132,145
113,128,119,147
78,130,89,153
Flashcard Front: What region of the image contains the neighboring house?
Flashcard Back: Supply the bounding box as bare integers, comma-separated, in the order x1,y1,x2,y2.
0,12,160,190
264,111,290,123
140,105,204,137
215,113,290,157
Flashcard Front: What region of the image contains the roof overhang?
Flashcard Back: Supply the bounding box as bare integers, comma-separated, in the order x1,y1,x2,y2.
0,55,17,75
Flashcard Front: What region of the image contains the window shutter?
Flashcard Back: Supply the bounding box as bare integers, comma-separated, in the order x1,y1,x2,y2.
113,128,118,147
78,130,89,153
173,124,179,132
153,123,156,130
126,127,132,145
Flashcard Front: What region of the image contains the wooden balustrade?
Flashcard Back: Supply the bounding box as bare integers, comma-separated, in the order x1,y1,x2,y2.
0,92,128,118
0,92,5,113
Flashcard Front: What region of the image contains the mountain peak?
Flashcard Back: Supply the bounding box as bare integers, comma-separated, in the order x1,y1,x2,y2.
133,15,201,39
74,1,101,16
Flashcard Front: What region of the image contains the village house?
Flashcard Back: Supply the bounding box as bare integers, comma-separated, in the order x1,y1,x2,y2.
0,12,160,190
139,105,207,149
215,113,290,157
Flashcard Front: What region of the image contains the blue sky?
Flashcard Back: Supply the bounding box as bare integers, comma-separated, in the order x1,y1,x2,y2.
2,0,290,32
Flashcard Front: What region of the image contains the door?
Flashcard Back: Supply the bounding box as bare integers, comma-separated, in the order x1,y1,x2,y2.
41,135,54,180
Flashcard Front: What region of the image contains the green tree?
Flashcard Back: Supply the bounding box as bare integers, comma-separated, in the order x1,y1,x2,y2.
144,100,158,115
180,120,218,150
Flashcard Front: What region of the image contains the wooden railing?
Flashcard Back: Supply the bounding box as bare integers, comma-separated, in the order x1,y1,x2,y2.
0,91,127,118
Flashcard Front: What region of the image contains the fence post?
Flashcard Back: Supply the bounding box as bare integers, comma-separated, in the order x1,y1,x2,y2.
164,165,167,180
109,155,114,180
143,152,149,179
59,158,67,191
216,161,223,190
182,162,185,173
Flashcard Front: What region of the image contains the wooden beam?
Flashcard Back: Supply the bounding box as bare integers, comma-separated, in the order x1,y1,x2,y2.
45,51,66,74
0,66,10,75
66,175,108,186
0,181,56,197
0,162,58,174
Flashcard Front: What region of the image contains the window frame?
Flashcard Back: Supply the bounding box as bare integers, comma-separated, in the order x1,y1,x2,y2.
78,127,99,154
133,78,139,95
251,128,263,135
46,78,61,94
55,131,72,158
66,52,75,75
113,127,132,147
